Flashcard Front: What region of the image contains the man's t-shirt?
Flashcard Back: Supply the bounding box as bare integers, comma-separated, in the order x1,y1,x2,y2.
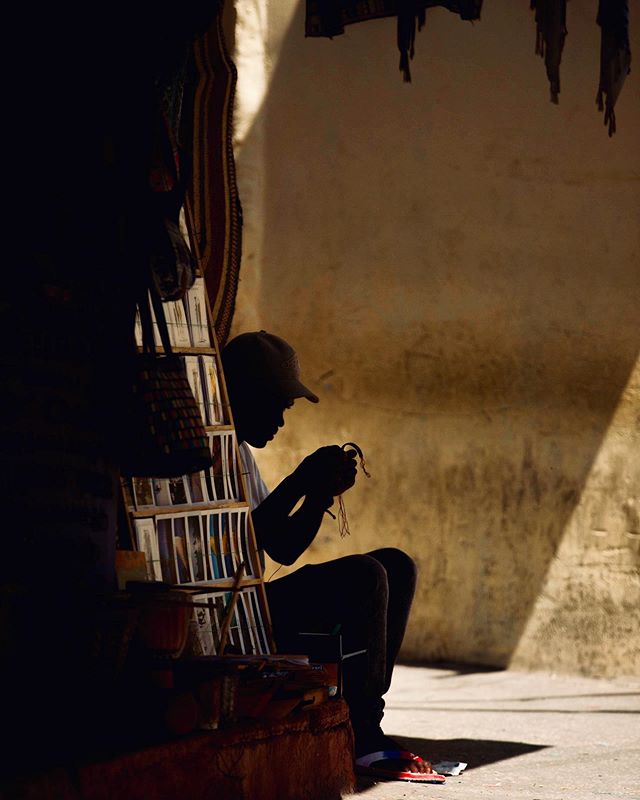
238,441,269,510
238,441,269,570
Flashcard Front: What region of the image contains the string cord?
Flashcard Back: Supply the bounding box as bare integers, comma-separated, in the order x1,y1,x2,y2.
337,442,371,538
271,442,371,574
266,563,284,582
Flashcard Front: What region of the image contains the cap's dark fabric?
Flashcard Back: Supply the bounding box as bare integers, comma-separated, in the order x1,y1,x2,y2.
222,331,319,403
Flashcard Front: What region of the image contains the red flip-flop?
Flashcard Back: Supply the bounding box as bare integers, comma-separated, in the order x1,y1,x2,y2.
355,750,446,783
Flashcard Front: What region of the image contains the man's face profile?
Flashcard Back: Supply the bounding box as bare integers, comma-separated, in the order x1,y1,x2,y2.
233,384,294,447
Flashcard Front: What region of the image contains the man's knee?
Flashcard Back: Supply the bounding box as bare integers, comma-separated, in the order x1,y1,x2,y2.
346,554,390,595
368,547,417,587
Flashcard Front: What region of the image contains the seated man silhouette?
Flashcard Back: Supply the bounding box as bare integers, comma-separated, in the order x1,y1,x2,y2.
222,330,438,781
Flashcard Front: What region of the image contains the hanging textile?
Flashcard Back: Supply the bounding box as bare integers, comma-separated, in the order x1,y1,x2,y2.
184,6,243,346
306,0,483,82
596,0,631,137
306,0,632,136
530,0,567,104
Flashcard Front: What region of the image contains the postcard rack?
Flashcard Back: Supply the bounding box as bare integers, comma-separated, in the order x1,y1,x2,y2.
121,275,274,658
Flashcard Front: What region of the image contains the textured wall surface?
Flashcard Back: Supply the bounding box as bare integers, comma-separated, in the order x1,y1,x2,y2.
231,0,640,676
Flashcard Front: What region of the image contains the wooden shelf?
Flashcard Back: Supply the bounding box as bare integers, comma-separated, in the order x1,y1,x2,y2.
130,500,249,518
177,578,264,591
125,274,274,654
136,345,217,355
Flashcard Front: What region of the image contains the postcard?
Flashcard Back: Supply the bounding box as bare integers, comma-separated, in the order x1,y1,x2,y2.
134,518,162,581
209,434,225,501
227,511,237,571
207,431,238,501
203,471,215,505
157,517,176,583
248,589,269,654
218,513,235,578
202,355,223,424
207,513,223,580
244,590,260,654
237,592,256,654
221,433,234,499
240,591,258,654
236,510,254,577
134,309,143,348
227,432,240,499
186,470,206,505
233,599,249,653
229,509,245,576
132,477,154,509
245,589,267,654
186,278,210,347
134,303,161,348
189,592,216,657
220,591,241,652
212,593,233,648
187,514,206,581
152,478,172,506
184,356,207,424
209,593,223,642
168,477,188,505
147,292,163,347
172,516,191,583
166,298,191,348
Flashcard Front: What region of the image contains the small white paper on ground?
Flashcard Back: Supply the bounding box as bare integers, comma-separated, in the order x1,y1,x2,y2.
431,761,467,776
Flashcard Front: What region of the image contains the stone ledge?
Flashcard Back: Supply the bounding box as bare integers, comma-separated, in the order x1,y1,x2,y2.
0,700,355,800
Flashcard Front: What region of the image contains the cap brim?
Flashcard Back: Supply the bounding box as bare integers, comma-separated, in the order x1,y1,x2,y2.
281,378,319,404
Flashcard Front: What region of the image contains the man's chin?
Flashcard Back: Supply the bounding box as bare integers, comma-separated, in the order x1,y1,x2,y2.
245,436,270,448
244,429,278,448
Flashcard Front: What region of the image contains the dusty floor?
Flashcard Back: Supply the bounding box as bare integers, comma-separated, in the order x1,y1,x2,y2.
348,663,640,800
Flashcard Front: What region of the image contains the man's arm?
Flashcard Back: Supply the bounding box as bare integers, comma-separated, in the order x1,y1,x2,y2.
251,446,357,566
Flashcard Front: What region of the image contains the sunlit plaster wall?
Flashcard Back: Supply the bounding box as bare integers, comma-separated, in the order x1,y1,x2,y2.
231,0,640,676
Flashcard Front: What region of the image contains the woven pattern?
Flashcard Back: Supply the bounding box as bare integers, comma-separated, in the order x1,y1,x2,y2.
184,13,242,346
123,355,211,477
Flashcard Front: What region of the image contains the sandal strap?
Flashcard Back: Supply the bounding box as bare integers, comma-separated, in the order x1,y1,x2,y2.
355,750,418,768
371,769,446,783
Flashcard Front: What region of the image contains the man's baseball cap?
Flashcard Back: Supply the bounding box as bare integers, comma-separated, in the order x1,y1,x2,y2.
222,331,319,403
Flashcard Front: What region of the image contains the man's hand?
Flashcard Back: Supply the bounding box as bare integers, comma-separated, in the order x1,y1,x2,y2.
253,446,360,565
293,445,357,499
333,448,358,495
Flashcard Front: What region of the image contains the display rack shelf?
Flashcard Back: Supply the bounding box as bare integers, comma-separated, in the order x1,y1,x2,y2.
121,274,274,657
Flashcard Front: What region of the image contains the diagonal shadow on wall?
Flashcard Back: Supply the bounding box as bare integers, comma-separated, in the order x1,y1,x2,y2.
232,0,640,674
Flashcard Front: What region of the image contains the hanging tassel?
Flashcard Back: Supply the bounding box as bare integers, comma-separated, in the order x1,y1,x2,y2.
336,442,371,538
342,442,371,479
337,494,351,538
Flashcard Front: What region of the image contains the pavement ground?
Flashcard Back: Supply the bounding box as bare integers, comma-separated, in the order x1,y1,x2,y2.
348,663,640,800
